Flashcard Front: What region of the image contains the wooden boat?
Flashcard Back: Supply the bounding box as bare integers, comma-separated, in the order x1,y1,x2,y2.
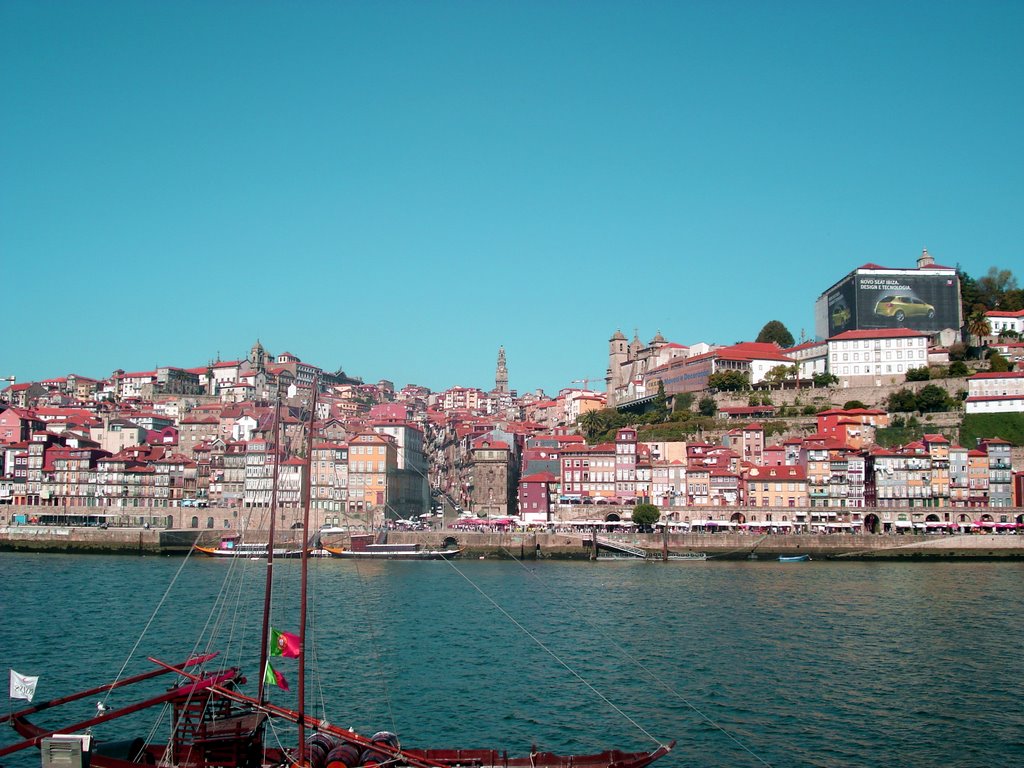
195,533,293,558
1,389,672,768
778,554,811,562
324,533,463,560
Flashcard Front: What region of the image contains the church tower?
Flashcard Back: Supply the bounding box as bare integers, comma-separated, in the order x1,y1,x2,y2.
606,329,628,399
249,340,268,373
495,347,509,394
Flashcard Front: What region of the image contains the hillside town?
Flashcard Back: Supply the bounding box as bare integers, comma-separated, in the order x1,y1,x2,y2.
2,254,1023,535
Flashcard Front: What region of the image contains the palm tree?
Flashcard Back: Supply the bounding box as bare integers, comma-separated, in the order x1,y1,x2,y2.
967,308,992,347
577,409,609,441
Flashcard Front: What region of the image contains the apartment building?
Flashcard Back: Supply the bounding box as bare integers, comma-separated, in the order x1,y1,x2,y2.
965,371,1024,414
826,329,929,387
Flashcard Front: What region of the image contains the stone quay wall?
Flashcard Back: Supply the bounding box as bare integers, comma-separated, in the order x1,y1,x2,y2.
4,526,1020,560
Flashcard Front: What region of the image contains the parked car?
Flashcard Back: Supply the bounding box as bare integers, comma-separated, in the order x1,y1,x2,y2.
873,294,935,322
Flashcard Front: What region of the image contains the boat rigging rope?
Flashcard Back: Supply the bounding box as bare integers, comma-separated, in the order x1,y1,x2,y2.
99,541,201,710
439,556,664,749
499,550,774,768
351,555,401,740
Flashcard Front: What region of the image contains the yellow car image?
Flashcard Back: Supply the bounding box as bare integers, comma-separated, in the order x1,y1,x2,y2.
873,294,935,322
831,304,851,328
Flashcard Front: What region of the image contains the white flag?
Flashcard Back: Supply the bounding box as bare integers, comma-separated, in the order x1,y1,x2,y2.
10,669,38,702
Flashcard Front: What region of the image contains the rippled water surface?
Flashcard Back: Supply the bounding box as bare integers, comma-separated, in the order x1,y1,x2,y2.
2,554,1023,767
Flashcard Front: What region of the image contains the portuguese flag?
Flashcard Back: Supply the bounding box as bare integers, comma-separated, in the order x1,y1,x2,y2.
270,627,301,658
264,661,289,692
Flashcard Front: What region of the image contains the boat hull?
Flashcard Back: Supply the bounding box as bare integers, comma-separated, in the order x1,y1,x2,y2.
324,546,463,560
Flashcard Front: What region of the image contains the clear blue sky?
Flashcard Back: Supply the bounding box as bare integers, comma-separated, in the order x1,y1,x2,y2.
2,1,1021,395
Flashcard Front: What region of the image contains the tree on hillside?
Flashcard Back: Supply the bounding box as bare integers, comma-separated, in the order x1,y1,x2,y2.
698,396,717,417
812,372,838,388
887,388,918,413
1003,289,1024,311
673,392,695,412
988,351,1011,373
977,267,1018,310
708,370,750,391
905,366,931,382
756,320,795,348
917,384,953,413
959,268,980,319
843,400,867,410
764,364,796,389
948,361,970,377
578,408,613,441
650,380,668,421
967,307,992,347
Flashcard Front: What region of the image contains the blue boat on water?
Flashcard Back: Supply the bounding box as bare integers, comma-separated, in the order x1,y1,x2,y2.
779,554,811,562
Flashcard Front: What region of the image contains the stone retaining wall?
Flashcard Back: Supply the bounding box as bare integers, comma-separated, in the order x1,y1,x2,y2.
3,527,1022,559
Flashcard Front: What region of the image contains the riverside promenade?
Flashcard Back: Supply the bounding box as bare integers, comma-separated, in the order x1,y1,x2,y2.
2,525,1024,559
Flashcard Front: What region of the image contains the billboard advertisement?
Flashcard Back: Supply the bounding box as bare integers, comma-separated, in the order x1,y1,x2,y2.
823,271,961,337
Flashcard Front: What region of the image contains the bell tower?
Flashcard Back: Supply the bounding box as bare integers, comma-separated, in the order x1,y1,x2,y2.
495,347,509,394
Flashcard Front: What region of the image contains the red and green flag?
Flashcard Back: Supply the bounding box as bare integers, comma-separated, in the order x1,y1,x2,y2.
264,661,289,692
270,627,301,658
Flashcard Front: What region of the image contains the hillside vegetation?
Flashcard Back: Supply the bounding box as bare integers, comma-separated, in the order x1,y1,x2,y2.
960,413,1024,447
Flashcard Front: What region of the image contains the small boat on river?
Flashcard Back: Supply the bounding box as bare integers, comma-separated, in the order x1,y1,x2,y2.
778,554,811,562
196,533,293,558
324,533,463,560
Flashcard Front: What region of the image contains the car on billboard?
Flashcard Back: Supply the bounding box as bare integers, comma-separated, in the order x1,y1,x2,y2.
873,294,935,322
831,302,851,330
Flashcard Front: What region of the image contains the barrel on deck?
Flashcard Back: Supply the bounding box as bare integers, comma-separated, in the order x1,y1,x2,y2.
324,743,362,768
306,733,342,768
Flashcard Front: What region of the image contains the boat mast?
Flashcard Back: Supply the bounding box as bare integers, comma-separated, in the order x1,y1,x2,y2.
257,395,284,704
297,380,319,764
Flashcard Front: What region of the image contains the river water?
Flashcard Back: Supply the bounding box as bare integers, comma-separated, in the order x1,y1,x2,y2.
1,553,1022,768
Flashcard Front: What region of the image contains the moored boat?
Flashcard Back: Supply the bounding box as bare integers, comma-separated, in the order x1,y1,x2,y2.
778,554,811,562
324,533,462,560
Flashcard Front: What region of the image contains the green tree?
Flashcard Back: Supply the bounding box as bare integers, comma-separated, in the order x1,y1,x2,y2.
947,342,968,362
812,372,838,388
948,360,970,377
673,392,694,412
958,268,981,321
631,503,661,530
755,320,795,348
708,370,750,391
764,364,793,389
905,366,931,382
989,352,1011,372
967,307,992,347
698,396,717,417
916,384,952,413
887,388,918,412
977,267,1018,310
578,408,615,441
650,380,669,421
843,400,867,410
1003,289,1024,311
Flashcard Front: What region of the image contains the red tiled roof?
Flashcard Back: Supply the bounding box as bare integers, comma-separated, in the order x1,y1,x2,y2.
986,309,1024,318
968,371,1024,379
521,472,557,483
829,328,928,341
